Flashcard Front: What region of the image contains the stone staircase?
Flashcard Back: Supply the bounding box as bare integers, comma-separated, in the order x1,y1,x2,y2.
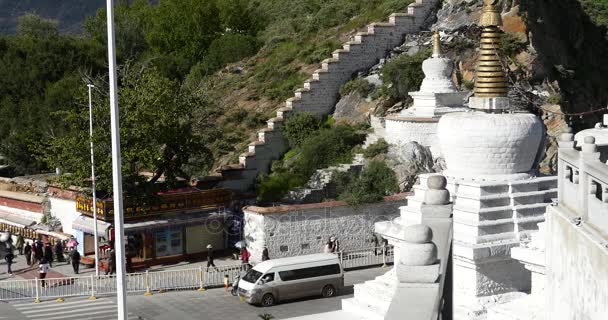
342,268,398,320
216,0,441,192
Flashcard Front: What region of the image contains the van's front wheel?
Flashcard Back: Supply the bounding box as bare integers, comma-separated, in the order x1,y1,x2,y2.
322,285,336,298
261,293,275,306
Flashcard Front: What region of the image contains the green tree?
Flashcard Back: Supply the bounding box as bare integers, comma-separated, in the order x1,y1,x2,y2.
146,0,222,71
338,160,399,206
42,65,218,196
217,0,259,35
282,113,323,148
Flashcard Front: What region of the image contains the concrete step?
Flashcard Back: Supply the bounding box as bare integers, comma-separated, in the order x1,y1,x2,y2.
341,297,385,320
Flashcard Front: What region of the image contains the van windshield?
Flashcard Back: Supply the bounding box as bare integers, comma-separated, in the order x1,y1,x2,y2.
242,269,263,283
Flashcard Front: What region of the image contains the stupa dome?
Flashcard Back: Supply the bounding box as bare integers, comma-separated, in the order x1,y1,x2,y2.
419,57,457,94
437,112,543,181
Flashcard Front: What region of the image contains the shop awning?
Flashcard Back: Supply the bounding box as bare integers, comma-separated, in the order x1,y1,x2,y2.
35,229,72,241
0,210,37,228
71,215,112,238
123,211,228,233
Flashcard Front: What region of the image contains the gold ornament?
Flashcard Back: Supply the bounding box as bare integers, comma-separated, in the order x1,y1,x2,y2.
474,0,508,98
432,30,441,57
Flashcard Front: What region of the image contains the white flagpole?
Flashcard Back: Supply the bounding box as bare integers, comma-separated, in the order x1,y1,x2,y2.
105,0,128,318
87,84,100,277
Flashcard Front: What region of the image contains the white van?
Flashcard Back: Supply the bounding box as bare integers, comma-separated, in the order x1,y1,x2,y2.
237,253,344,306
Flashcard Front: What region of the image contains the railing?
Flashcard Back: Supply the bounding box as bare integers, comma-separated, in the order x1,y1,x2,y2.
339,245,394,270
0,246,393,301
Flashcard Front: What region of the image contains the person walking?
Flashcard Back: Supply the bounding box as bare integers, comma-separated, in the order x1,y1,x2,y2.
71,249,81,274
5,249,14,276
54,241,64,263
34,239,43,262
24,242,32,266
261,247,270,261
324,236,339,253
15,234,24,255
371,233,379,255
43,242,53,267
105,247,116,275
39,258,49,287
206,244,218,271
240,247,250,271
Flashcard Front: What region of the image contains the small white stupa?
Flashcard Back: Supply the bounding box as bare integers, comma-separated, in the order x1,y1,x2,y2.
384,31,469,156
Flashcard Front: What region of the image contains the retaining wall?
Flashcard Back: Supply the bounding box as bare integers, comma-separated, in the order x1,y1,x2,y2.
218,0,439,192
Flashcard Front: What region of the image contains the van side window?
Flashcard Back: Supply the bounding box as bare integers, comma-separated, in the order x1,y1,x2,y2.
279,263,341,281
262,273,275,283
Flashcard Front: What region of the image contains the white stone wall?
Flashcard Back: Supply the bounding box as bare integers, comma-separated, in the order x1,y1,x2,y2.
545,205,608,319
219,0,440,192
244,199,406,263
385,118,440,156
48,197,80,235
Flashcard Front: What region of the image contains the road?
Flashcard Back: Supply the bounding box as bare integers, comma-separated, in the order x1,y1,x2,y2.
0,267,389,320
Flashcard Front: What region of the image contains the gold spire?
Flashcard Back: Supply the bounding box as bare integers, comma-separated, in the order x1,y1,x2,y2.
432,30,441,58
474,0,508,98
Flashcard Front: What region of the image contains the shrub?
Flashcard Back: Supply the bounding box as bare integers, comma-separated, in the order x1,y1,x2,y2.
340,78,375,97
380,49,430,100
338,160,399,206
500,32,525,59
547,93,562,105
363,138,389,158
282,113,323,148
256,172,307,203
295,125,366,177
192,34,260,76
462,79,475,90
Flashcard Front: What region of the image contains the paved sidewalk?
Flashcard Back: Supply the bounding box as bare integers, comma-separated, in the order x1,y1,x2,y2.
0,253,241,281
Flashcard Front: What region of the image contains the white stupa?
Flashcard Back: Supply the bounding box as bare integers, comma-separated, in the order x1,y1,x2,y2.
436,1,557,318
384,31,469,156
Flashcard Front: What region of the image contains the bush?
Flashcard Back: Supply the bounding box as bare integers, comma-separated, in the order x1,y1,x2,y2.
295,125,366,177
337,160,399,206
340,78,375,97
282,113,323,148
380,50,430,100
547,93,562,105
192,34,260,76
462,79,475,90
256,171,307,203
500,32,525,59
363,138,389,158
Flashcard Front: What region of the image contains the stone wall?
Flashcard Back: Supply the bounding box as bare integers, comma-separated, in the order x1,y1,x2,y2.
545,205,608,319
243,194,410,263
218,0,440,192
384,116,441,156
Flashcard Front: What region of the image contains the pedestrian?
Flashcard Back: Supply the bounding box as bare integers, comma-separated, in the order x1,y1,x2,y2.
54,241,64,263
324,236,338,253
105,247,116,275
240,247,250,271
206,244,217,271
371,233,379,255
5,249,14,276
39,258,49,287
15,234,24,255
34,239,43,262
382,238,389,257
261,247,270,261
24,242,32,266
43,242,53,267
71,248,81,274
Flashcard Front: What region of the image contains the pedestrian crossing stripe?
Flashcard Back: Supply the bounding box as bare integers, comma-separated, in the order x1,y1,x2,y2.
11,298,142,320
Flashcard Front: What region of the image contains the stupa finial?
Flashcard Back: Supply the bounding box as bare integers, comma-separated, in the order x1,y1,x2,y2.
432,29,441,58
474,0,508,98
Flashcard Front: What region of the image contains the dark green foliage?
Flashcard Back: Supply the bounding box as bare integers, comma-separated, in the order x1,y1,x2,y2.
580,0,608,29
380,49,430,100
340,78,375,97
500,32,525,59
191,34,260,77
337,160,399,206
256,171,307,203
282,113,323,148
295,125,366,177
363,138,389,159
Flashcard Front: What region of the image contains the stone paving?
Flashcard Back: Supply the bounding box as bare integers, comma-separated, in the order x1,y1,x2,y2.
0,266,389,320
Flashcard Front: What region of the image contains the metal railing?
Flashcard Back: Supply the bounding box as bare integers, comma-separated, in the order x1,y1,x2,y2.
0,246,393,302
339,245,394,270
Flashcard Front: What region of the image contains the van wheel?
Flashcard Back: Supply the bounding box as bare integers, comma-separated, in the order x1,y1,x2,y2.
261,293,275,306
322,285,336,298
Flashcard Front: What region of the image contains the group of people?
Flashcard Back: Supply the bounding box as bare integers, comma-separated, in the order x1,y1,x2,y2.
205,244,270,272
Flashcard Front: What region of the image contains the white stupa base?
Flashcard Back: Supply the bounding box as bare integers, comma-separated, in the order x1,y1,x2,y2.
442,170,535,182
468,96,510,111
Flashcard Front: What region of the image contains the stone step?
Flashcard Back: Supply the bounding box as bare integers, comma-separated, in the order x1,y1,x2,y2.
341,297,385,320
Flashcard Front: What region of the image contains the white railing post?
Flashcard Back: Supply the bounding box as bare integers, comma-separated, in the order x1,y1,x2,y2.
339,251,344,268
89,274,97,300
144,270,152,296
34,278,40,303
382,245,388,268
198,266,206,292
